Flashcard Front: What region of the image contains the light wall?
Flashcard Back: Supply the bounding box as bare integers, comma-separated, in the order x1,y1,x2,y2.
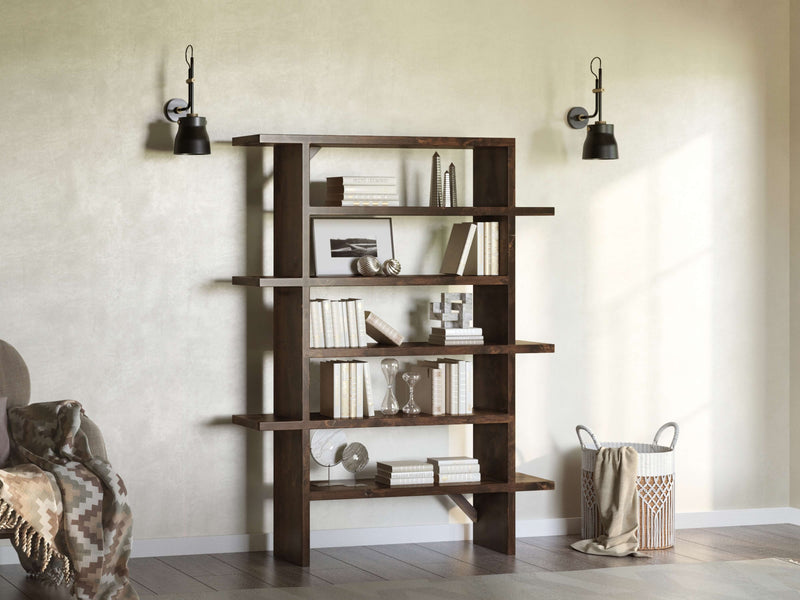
792,0,800,509
0,0,793,544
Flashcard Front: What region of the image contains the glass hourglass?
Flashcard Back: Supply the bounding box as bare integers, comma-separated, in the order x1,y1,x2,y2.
380,358,400,415
401,371,421,415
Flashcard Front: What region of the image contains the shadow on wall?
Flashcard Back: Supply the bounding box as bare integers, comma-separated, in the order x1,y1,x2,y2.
517,438,582,519
145,56,175,154
244,146,275,538
146,121,174,153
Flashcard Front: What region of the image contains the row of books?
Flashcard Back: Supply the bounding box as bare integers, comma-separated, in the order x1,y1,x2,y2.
319,360,375,419
326,176,400,207
440,221,500,276
310,298,367,348
376,457,480,486
407,359,473,416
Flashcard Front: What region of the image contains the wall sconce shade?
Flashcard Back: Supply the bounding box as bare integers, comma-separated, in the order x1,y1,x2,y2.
173,115,211,156
567,57,618,160
163,45,210,155
582,123,618,160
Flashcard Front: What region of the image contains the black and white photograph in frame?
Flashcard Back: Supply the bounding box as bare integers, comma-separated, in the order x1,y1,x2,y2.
312,218,395,276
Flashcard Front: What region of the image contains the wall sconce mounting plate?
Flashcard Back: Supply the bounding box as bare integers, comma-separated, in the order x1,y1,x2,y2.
164,98,190,123
567,107,589,129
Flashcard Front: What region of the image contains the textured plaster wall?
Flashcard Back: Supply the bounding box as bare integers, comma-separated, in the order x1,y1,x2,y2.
0,0,792,543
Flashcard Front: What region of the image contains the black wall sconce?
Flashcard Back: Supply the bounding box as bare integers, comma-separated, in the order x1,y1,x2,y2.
567,57,618,160
163,45,211,155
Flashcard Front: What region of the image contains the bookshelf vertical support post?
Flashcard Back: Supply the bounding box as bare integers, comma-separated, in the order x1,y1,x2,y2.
273,428,310,565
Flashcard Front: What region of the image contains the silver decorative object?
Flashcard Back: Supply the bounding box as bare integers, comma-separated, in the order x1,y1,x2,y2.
429,151,442,207
448,163,457,207
381,258,401,276
430,292,474,328
341,442,369,487
310,429,347,487
342,442,369,474
357,255,382,276
443,171,451,207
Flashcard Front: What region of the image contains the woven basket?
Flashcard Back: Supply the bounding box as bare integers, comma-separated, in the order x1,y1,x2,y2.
577,422,679,550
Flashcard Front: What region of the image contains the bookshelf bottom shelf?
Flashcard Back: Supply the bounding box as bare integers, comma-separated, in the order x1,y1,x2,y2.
309,472,554,501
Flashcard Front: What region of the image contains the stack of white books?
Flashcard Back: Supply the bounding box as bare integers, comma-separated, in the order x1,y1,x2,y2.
406,359,472,416
427,456,481,484
310,298,368,349
427,326,483,346
375,460,434,486
326,176,399,206
319,360,375,419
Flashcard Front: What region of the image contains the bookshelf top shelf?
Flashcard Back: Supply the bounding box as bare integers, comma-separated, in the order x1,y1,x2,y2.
232,134,515,149
232,275,511,287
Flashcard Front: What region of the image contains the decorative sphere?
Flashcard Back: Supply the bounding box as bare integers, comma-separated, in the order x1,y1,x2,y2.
382,258,401,276
356,255,382,276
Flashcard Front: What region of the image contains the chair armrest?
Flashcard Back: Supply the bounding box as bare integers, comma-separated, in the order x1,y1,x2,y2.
80,414,108,462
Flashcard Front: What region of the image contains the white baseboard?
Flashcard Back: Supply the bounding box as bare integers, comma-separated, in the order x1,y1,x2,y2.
1,507,798,565
676,507,800,529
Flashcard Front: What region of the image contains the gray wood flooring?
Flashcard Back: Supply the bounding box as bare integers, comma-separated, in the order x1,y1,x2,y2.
1,524,798,598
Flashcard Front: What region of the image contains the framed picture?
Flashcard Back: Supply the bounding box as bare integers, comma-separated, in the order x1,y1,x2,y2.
312,218,395,276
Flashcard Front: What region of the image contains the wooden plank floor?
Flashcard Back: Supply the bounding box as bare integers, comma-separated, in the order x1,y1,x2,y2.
1,524,798,598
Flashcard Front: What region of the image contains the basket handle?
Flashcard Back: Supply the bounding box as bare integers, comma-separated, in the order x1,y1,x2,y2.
653,422,679,449
576,425,601,450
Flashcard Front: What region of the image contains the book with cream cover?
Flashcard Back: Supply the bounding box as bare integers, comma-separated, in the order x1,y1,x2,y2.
364,311,404,346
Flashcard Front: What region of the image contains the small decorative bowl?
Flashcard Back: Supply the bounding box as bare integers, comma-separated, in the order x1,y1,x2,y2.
356,256,382,276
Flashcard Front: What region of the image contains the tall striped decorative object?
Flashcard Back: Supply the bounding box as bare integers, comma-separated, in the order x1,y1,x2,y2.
577,423,679,551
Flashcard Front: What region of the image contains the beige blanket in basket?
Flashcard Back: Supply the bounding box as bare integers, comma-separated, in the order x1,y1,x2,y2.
571,446,646,557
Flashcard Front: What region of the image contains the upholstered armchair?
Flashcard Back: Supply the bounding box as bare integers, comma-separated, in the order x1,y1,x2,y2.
0,339,138,600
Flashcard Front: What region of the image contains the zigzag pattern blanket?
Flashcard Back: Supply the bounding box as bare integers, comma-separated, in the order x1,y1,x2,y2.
5,400,138,599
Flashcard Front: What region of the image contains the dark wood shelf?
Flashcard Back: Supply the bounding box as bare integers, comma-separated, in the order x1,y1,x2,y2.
309,473,555,501
233,134,515,149
306,341,554,358
232,409,514,432
309,409,512,428
232,275,510,287
232,276,304,287
231,414,306,431
308,206,555,217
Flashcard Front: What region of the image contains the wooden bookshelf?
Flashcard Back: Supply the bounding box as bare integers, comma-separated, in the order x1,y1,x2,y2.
230,134,555,566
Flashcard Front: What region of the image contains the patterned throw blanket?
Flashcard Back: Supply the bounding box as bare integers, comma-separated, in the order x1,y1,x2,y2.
3,400,138,599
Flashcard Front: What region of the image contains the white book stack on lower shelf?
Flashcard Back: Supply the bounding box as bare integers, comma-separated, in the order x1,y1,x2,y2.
413,359,472,415
319,360,375,419
427,456,481,484
375,460,434,486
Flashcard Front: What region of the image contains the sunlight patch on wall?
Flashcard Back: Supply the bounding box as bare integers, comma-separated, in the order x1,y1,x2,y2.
585,135,714,507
